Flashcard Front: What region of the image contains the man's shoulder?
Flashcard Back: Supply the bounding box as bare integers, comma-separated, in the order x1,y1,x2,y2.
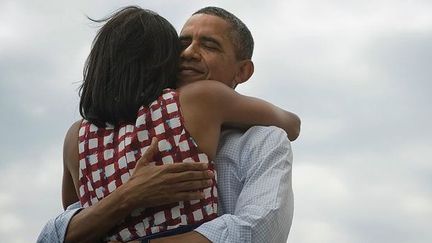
217,126,292,171
223,126,287,139
220,126,289,149
245,125,287,136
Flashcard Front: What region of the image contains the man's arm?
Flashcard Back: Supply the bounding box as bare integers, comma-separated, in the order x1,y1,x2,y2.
37,202,81,243
155,127,294,243
38,138,215,243
38,127,292,243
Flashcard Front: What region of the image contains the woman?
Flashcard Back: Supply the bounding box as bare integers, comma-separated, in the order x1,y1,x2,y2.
62,6,300,242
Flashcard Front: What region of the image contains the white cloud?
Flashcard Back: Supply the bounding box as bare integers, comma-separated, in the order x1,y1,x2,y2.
0,213,23,234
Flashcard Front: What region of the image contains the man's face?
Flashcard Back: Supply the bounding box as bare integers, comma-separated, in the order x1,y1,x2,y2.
178,14,240,88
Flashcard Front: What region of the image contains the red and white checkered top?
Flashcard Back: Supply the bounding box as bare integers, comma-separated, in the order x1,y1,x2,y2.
78,88,218,242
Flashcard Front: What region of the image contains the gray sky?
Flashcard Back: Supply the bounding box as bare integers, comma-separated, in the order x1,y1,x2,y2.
1,0,431,242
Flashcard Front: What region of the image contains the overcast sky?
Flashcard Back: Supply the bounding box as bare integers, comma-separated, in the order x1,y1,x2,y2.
1,0,431,242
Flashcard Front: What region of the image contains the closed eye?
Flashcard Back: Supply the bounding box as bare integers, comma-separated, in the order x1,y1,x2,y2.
203,43,219,50
201,37,222,51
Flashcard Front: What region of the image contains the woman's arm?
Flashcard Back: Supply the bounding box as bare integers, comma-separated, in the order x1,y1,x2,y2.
180,80,301,141
62,121,81,209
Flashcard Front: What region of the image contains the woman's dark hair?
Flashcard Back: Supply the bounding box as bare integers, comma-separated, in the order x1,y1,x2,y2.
79,6,180,127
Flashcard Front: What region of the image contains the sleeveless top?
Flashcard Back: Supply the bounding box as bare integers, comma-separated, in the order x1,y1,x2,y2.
77,88,218,242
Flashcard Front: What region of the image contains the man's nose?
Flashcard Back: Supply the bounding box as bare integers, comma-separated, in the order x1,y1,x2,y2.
180,43,201,61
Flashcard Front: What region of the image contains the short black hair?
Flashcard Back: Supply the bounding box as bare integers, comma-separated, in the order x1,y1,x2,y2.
193,6,254,60
79,6,180,127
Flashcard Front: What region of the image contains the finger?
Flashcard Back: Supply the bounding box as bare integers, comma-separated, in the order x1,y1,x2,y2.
165,170,214,184
136,137,158,168
164,162,209,173
169,179,213,192
165,191,205,203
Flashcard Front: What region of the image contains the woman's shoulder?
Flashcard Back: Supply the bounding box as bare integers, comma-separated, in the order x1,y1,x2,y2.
178,80,233,103
179,80,228,91
65,120,82,142
63,120,82,168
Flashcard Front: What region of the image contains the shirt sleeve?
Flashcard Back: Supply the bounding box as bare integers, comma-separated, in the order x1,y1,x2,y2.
195,127,294,243
37,202,82,243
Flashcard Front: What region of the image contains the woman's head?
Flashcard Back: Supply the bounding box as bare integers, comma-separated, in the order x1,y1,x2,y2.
80,6,180,126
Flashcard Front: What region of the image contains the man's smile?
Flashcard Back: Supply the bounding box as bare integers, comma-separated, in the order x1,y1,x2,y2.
179,65,204,74
178,64,206,79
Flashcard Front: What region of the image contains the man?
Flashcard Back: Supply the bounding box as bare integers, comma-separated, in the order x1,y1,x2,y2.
38,6,299,243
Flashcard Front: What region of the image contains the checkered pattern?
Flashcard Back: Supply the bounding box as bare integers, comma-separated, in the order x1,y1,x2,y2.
78,89,218,242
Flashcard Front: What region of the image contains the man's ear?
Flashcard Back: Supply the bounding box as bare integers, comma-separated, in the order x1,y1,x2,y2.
234,60,254,86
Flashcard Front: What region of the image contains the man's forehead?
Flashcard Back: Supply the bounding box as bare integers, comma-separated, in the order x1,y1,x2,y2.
180,14,231,38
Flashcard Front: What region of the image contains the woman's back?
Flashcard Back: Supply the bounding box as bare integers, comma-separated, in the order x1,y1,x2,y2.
78,88,218,241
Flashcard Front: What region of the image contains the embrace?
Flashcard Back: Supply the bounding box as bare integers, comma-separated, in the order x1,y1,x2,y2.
38,5,300,243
